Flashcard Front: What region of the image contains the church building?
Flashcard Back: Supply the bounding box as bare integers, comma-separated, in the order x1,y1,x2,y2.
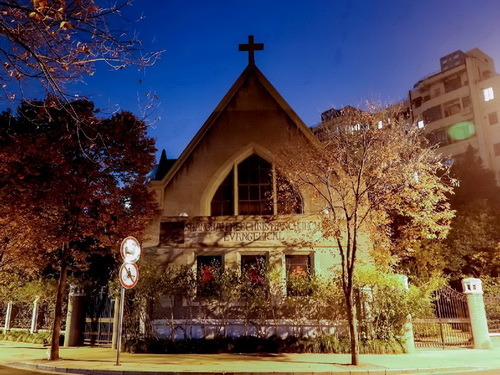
143,37,360,337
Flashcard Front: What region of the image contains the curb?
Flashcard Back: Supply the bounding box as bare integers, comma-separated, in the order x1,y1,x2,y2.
7,361,485,375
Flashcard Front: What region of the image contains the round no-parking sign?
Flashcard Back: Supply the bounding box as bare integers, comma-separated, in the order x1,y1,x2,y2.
119,262,139,289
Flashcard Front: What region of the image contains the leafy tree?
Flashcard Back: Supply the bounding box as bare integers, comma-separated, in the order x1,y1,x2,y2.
0,97,157,359
399,146,500,284
444,200,500,278
397,239,447,283
276,104,453,365
0,0,160,102
443,146,500,279
449,146,499,208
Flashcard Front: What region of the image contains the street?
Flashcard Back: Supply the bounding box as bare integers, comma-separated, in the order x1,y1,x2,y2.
0,366,57,374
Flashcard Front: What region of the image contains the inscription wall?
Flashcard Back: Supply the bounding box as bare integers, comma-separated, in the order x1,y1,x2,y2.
160,215,323,247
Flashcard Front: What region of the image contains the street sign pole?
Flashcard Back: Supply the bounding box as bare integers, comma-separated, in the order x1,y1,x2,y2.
115,286,125,366
115,236,141,367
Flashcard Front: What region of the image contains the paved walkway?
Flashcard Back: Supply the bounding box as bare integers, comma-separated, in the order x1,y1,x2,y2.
2,340,500,375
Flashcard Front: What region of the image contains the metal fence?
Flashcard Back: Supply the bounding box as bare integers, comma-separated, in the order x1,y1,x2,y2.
0,301,6,326
413,286,472,348
10,302,32,329
1,299,65,333
36,301,56,331
484,295,500,333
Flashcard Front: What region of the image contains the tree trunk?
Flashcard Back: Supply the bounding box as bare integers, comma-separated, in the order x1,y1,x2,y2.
346,289,359,366
49,243,68,361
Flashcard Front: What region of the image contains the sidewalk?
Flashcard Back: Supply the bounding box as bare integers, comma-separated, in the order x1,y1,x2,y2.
2,340,500,375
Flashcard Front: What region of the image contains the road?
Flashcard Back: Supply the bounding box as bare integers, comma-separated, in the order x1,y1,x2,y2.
0,365,58,374
436,371,500,375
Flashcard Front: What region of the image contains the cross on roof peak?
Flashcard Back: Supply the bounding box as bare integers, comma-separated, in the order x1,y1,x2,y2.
239,35,264,65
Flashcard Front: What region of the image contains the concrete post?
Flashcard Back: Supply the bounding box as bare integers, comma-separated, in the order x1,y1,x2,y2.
111,296,120,349
462,278,492,349
64,285,86,347
139,306,146,336
3,302,12,334
357,286,373,340
30,297,40,334
395,274,415,353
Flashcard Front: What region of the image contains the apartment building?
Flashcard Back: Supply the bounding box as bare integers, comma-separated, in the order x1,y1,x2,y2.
409,48,500,178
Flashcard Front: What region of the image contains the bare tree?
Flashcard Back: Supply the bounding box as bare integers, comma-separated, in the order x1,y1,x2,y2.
0,0,160,101
276,103,454,365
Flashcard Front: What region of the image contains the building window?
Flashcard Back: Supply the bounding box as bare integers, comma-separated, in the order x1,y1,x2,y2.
494,143,500,157
444,76,462,93
210,154,303,216
285,254,312,296
197,255,223,297
241,254,267,286
443,99,461,117
428,128,450,146
462,96,471,109
483,87,494,102
238,155,273,215
417,120,425,129
423,105,442,123
489,112,498,126
412,97,422,108
211,170,234,216
435,129,450,145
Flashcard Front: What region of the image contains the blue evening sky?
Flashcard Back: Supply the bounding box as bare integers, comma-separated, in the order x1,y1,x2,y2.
71,0,500,160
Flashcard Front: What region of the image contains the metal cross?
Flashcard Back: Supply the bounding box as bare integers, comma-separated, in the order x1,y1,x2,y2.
239,35,264,65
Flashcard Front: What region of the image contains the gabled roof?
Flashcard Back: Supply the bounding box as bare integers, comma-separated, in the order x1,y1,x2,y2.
152,149,177,181
152,64,319,187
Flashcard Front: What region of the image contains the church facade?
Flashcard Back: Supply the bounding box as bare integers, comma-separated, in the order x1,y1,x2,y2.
143,38,365,337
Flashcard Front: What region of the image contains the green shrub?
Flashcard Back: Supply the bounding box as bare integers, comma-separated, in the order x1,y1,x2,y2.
360,339,405,354
0,330,59,344
123,335,404,354
119,264,435,354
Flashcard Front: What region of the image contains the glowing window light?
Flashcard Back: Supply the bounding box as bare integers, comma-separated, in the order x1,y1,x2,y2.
483,87,494,102
417,120,425,129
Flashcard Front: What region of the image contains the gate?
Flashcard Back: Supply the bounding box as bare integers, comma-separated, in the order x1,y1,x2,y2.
83,290,114,346
413,286,472,348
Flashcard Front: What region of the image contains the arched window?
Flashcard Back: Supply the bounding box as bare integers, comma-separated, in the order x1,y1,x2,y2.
210,154,303,216
210,170,234,216
238,155,273,215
